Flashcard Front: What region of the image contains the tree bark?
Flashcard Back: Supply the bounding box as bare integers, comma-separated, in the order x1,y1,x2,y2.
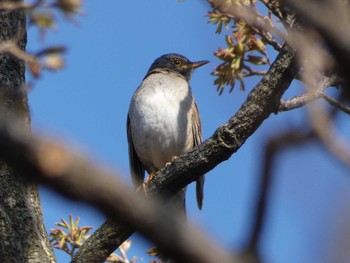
0,0,55,262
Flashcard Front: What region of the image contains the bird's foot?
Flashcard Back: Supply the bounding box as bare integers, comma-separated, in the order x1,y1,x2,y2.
144,172,155,185
136,172,155,194
165,156,178,167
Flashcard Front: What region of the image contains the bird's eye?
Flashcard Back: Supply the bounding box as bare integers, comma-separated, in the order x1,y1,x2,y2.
173,59,181,65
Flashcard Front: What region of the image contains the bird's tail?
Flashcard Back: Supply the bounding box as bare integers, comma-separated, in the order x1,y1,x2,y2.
147,188,187,261
169,187,187,218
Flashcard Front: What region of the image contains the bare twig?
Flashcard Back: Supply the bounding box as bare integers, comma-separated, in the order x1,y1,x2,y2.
254,23,282,52
284,0,350,170
242,65,267,77
308,102,350,169
321,93,350,115
209,0,287,47
259,0,292,24
279,76,337,112
279,93,320,112
0,1,32,10
0,39,36,63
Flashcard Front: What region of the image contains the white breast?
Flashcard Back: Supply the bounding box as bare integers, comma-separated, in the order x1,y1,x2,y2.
128,72,194,171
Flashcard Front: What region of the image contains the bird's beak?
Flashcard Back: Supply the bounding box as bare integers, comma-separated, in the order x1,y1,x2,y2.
188,60,210,69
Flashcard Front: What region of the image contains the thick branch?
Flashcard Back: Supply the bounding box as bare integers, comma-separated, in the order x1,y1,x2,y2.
0,119,235,263
73,44,297,262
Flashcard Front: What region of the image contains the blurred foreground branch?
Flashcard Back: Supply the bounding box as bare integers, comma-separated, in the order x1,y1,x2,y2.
0,117,235,263
282,0,350,86
0,43,297,263
308,101,350,170
245,130,315,258
1,0,349,262
283,0,350,170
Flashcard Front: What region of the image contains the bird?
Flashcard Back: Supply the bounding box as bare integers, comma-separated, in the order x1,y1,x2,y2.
127,53,208,215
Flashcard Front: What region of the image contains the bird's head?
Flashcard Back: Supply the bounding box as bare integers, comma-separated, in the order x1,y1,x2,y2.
148,53,209,81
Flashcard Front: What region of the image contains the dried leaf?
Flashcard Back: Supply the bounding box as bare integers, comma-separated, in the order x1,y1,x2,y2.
43,54,65,70
36,46,67,57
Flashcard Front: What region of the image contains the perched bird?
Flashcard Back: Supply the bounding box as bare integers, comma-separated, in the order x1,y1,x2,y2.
127,53,208,214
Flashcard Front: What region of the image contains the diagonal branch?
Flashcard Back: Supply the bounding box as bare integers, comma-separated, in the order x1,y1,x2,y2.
0,118,235,263
73,44,297,262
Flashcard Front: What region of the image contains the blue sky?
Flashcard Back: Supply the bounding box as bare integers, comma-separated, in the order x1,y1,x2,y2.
27,1,350,262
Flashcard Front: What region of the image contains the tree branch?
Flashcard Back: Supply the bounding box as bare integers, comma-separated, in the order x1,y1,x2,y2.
282,0,350,86
278,0,350,170
245,130,314,257
259,0,295,26
209,0,286,43
279,76,337,112
72,43,297,262
0,118,235,263
308,101,350,170
0,0,55,261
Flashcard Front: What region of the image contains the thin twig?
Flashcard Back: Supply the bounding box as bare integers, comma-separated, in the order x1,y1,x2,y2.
0,39,36,63
0,1,32,11
259,0,290,24
286,0,350,170
279,76,338,112
321,93,350,115
209,0,287,47
0,0,46,11
308,102,350,169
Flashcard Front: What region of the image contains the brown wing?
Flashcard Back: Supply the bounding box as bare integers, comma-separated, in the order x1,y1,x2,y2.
192,101,205,210
127,115,145,188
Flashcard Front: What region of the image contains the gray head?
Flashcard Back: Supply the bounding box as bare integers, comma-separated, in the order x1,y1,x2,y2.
147,53,209,82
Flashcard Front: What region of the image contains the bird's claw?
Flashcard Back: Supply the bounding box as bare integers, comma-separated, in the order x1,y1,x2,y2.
144,172,155,184
136,172,155,195
165,156,178,167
